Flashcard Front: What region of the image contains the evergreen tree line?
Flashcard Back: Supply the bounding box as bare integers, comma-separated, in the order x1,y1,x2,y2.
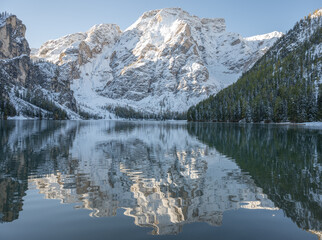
0,86,68,120
105,105,186,120
77,109,101,120
0,12,12,19
0,99,17,120
188,14,322,123
19,89,68,120
0,83,16,120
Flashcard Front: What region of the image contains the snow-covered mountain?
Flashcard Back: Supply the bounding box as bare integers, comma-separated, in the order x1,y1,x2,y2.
32,8,282,118
0,12,78,119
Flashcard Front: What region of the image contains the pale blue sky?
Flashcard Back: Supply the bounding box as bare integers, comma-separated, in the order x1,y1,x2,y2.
1,0,321,48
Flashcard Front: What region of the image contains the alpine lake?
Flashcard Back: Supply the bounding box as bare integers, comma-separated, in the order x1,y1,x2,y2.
0,120,321,240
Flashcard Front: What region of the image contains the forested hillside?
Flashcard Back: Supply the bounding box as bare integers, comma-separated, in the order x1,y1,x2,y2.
188,10,322,123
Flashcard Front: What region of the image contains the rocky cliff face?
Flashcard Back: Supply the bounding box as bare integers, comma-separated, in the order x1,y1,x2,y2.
33,8,282,118
0,14,30,59
0,12,78,119
0,13,30,85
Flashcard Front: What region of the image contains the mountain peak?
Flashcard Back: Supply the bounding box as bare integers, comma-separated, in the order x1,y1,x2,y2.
245,31,284,41
126,8,226,33
36,23,121,65
0,13,30,59
30,8,281,118
139,8,188,19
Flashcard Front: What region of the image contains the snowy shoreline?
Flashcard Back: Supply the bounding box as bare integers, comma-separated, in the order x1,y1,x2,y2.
4,117,322,129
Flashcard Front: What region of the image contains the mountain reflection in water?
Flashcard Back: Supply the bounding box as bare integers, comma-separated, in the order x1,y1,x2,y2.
0,120,321,238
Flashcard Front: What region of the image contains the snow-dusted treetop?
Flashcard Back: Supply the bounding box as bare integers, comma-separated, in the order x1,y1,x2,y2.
0,11,13,26
310,8,322,18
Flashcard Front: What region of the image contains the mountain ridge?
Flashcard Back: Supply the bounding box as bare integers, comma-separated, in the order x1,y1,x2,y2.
31,8,282,119
1,8,283,119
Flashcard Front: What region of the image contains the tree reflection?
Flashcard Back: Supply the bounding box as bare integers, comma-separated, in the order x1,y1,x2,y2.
0,121,320,236
187,122,322,232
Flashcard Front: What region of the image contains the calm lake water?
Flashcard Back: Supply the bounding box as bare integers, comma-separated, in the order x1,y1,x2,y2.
0,120,321,240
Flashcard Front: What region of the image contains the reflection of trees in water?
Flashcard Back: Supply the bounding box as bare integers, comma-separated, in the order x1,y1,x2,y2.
0,120,79,222
187,122,322,231
0,178,26,222
25,122,276,235
0,121,190,224
1,121,319,236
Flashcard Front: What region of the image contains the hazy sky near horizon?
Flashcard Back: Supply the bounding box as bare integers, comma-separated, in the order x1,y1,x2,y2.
1,0,321,48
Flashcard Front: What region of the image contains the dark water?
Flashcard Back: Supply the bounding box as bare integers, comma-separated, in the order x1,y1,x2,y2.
0,120,321,240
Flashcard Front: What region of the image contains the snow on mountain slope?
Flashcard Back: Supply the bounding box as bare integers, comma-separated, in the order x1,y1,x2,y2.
244,31,283,55
33,8,282,118
0,13,79,119
37,24,121,65
33,24,121,118
245,31,283,41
